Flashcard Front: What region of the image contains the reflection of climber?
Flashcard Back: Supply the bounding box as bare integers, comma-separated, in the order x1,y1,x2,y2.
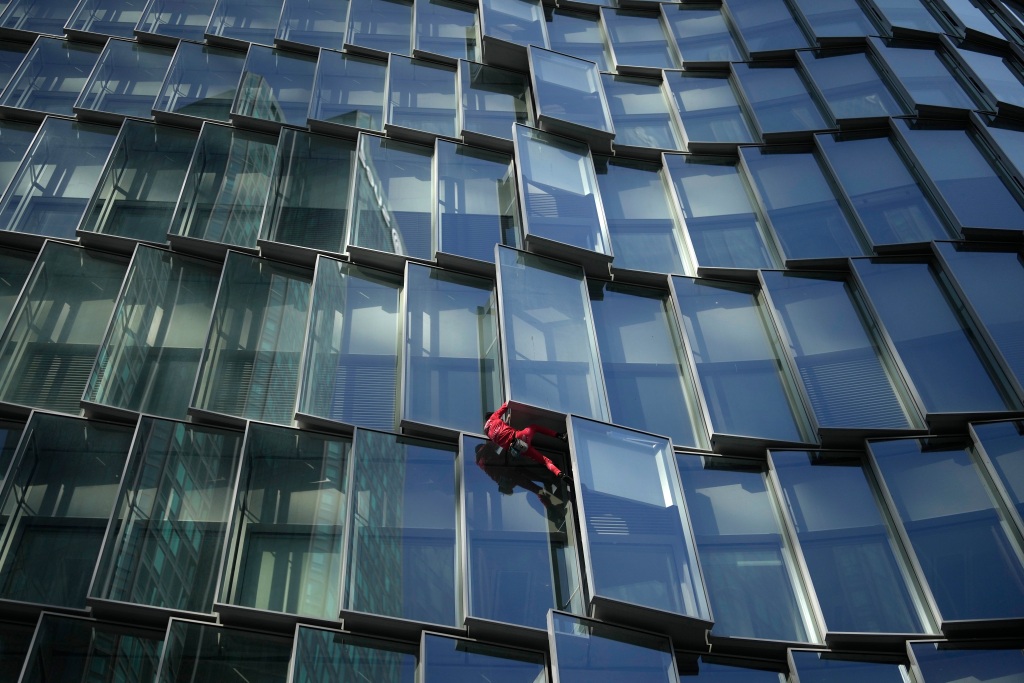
484,401,571,486
475,443,559,509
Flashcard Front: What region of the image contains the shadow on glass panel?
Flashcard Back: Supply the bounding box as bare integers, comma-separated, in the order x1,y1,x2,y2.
292,625,418,683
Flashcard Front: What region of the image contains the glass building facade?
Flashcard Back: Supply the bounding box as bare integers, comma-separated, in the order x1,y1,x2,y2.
0,1,1021,681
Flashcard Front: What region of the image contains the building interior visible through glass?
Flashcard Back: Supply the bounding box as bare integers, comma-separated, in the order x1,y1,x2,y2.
0,0,1022,680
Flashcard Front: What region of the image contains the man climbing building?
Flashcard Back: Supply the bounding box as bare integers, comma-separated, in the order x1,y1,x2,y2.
484,401,572,487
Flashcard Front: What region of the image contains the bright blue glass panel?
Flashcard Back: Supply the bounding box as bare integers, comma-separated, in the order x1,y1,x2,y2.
603,9,679,69
726,0,810,53
911,643,1024,683
973,420,1024,519
788,650,907,683
550,613,676,683
732,63,829,135
662,5,742,64
422,633,547,681
801,51,907,120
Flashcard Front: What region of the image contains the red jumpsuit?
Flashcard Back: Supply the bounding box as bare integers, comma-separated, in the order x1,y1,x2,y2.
484,401,563,477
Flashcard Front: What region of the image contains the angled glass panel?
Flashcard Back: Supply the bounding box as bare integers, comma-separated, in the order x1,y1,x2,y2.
232,45,317,127
817,132,952,246
872,40,978,112
299,258,401,431
762,271,919,432
677,454,815,643
0,117,118,240
460,61,533,144
348,134,433,259
0,247,34,325
464,433,580,629
92,418,243,614
81,120,199,244
0,242,127,413
345,429,458,626
435,140,518,262
973,420,1024,520
153,42,245,124
529,46,614,137
601,74,682,151
800,50,908,121
404,265,499,433
65,0,148,39
0,413,132,609
590,282,705,448
84,246,220,420
664,154,777,271
595,156,686,275
385,56,457,138
292,626,418,683
603,9,680,70
871,437,1024,622
206,0,283,46
0,620,31,682
724,0,810,54
309,51,387,132
956,46,1024,112
276,0,348,51
852,258,1018,415
571,417,709,622
0,120,38,198
261,128,353,254
666,71,756,147
662,5,743,65
75,40,173,120
741,146,867,261
155,621,291,683
193,252,312,424
0,0,79,36
415,0,479,62
0,37,101,117
788,0,877,40
19,614,163,683
936,244,1024,392
869,0,945,33
222,423,350,619
732,63,830,136
942,0,1006,40
895,119,1024,234
0,44,29,96
789,650,908,683
136,0,218,43
671,276,812,443
479,0,548,49
169,123,278,250
769,449,934,635
514,125,610,255
910,642,1024,683
546,9,610,71
550,612,676,683
422,633,547,681
345,0,413,57
496,247,609,421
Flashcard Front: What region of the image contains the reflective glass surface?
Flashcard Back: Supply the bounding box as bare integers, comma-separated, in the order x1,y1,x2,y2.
672,277,811,443
344,429,457,625
956,47,1024,110
193,252,312,424
800,50,907,121
0,120,38,197
480,0,547,49
136,0,217,42
206,0,283,45
0,0,79,36
873,40,978,111
497,247,609,421
817,132,952,246
0,37,101,117
911,642,1024,683
385,56,457,138
154,42,245,124
223,423,350,619
667,71,756,147
725,0,810,54
292,627,417,683
550,613,676,683
944,0,1005,39
741,146,867,261
233,46,317,127
601,74,681,151
85,246,220,419
662,5,743,64
0,247,34,325
732,63,830,135
0,43,28,93
973,420,1024,519
603,9,679,70
788,650,908,683
415,0,479,62
852,258,1017,414
788,0,877,39
460,61,533,143
664,153,778,271
423,634,548,681
404,265,500,433
276,0,348,50
871,0,945,32
156,621,291,683
345,0,413,56
546,9,611,71
66,0,148,39
594,156,686,275
309,51,387,131
75,40,173,120
529,47,612,136
870,437,1024,621
770,450,932,634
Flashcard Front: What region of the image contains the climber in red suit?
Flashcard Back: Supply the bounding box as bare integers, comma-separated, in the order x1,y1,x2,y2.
484,401,571,485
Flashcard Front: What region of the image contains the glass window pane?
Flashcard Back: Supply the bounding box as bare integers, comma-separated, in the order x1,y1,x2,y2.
155,621,291,682
601,74,682,151
769,449,933,634
292,626,417,683
0,413,132,609
789,0,877,40
911,642,1024,683
677,454,814,642
0,247,34,325
0,120,37,200
480,0,548,53
92,418,243,614
75,40,174,121
550,612,676,683
671,276,812,444
136,0,217,42
404,265,500,433
193,252,312,424
0,242,128,413
385,56,457,138
662,5,743,65
345,429,457,626
872,40,978,112
206,0,283,46
667,71,756,148
423,634,546,681
299,258,401,431
0,620,32,683
84,245,219,420
664,153,778,272
460,61,533,145
603,9,680,70
871,0,945,33
530,46,614,137
497,247,609,421
154,42,245,124
956,46,1024,112
546,9,611,71
800,50,908,121
66,0,148,39
345,0,413,57
309,50,387,132
0,43,28,96
261,128,354,254
732,63,830,136
973,420,1024,520
944,0,1006,39
276,0,348,51
81,120,199,244
725,0,810,54
0,0,79,36
415,0,479,62
788,650,908,683
232,46,317,128
0,37,101,118
816,132,953,247
852,258,1018,415
223,423,350,619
